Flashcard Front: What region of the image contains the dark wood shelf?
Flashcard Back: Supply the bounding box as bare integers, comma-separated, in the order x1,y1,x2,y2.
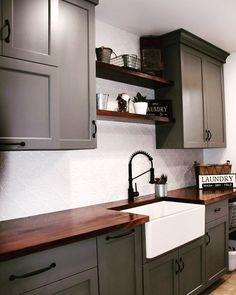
96,61,173,89
97,110,175,125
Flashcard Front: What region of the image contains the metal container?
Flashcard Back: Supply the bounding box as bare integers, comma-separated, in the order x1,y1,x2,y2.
122,54,137,68
110,54,140,70
155,184,168,197
96,93,109,110
96,47,113,63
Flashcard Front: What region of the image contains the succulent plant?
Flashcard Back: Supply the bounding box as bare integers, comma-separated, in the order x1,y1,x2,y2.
133,92,147,103
155,174,168,184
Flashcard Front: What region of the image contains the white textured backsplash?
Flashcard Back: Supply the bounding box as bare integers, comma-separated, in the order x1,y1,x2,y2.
0,96,203,221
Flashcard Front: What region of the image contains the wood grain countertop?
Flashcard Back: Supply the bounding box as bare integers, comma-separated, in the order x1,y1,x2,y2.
1,186,236,262
166,186,236,204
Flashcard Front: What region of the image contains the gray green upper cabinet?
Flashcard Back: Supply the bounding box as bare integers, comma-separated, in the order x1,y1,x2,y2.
0,57,59,150
1,0,58,66
58,0,96,149
156,29,229,149
0,0,97,150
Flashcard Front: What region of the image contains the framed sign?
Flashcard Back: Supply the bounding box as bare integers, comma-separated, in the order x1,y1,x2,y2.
198,173,236,189
140,36,164,76
147,100,172,117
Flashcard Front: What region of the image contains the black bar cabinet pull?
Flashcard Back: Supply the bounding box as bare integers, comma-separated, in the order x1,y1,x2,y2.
206,232,211,245
0,142,25,146
9,262,56,281
4,19,11,43
106,229,135,240
175,259,180,274
208,130,212,141
205,129,209,141
214,207,221,212
92,120,97,138
179,257,185,272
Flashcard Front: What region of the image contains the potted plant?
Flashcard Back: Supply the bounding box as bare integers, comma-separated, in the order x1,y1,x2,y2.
132,92,148,115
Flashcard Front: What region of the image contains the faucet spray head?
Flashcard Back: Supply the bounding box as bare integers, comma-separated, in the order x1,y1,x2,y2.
150,167,155,184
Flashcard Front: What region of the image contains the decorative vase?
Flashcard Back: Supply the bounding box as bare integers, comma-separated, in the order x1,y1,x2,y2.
134,102,148,115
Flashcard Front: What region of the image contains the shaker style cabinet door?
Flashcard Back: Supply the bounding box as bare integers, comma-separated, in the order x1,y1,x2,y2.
178,237,205,295
143,250,178,295
0,56,59,150
97,227,143,295
205,216,228,287
181,46,207,148
1,0,58,66
0,3,2,55
22,269,99,295
203,57,226,148
58,0,97,149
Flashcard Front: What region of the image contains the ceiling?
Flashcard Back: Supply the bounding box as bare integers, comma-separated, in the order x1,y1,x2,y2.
96,0,236,53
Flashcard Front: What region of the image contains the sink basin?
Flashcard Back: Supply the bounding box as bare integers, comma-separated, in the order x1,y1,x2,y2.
122,201,205,258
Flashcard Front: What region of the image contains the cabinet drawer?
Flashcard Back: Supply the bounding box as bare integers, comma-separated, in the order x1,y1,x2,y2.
206,200,228,223
0,238,97,294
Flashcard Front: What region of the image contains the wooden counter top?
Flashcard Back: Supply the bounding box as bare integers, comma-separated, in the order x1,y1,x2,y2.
0,196,155,261
1,186,236,261
166,186,236,204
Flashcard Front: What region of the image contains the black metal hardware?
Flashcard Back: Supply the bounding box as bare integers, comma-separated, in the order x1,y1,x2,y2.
2,19,11,43
9,262,56,281
175,259,180,274
106,229,135,241
133,183,139,197
206,232,211,245
179,257,185,272
205,129,209,141
128,150,155,203
208,130,212,141
214,207,221,213
0,142,25,147
92,120,97,138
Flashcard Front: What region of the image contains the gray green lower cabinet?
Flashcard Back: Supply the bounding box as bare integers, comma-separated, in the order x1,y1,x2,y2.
205,215,228,287
97,226,143,295
143,249,178,295
0,215,228,294
143,237,205,295
22,268,98,295
0,238,98,295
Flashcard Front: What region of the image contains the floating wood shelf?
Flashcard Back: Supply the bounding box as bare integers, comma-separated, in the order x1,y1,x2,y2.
97,110,175,125
96,61,173,89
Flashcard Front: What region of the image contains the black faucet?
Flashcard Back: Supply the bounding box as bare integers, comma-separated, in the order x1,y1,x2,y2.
128,150,155,203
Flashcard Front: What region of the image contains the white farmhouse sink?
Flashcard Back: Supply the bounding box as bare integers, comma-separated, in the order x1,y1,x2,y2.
123,201,205,258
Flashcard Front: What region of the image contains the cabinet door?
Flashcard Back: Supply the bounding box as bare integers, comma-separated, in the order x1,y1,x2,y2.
23,268,98,295
1,0,58,66
181,46,207,148
97,227,143,295
0,3,2,55
178,237,205,295
58,0,96,149
0,57,59,150
205,216,228,287
143,250,178,295
203,57,226,147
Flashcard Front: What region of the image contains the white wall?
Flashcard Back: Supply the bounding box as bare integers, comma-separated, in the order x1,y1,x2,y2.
204,53,236,168
0,21,203,221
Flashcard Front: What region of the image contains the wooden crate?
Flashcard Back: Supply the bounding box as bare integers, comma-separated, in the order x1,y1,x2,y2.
194,161,231,187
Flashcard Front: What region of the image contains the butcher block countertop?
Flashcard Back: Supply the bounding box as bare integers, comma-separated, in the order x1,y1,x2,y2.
1,186,236,261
